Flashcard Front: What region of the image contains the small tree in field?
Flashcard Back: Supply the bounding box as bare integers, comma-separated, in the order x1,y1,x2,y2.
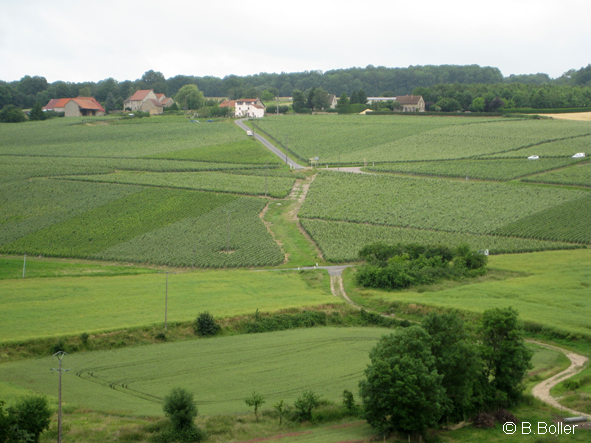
273,400,291,425
194,311,221,337
293,390,320,422
162,388,205,442
245,392,265,420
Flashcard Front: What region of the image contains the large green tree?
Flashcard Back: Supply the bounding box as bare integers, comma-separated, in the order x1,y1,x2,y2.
422,313,480,421
359,326,447,437
479,307,533,406
292,89,306,112
175,84,205,110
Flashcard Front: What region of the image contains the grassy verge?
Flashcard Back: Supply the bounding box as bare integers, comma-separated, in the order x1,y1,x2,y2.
263,198,325,268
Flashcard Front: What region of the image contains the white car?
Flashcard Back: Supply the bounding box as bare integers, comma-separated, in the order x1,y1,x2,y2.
572,152,586,158
246,131,253,136
527,155,539,160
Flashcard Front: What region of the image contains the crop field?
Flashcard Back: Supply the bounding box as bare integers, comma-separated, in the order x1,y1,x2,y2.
146,139,281,164
300,219,579,262
0,328,383,416
1,185,284,267
345,249,591,338
0,116,247,158
255,115,591,164
492,194,591,244
484,134,591,159
0,269,334,342
299,172,588,240
61,170,296,198
367,158,581,181
522,161,591,187
0,155,271,185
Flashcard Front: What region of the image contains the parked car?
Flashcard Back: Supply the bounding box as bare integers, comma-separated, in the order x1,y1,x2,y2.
572,152,586,158
528,155,539,160
246,130,253,136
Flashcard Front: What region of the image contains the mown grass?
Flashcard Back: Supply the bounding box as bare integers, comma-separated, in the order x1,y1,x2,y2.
0,269,336,343
0,256,156,280
343,249,591,339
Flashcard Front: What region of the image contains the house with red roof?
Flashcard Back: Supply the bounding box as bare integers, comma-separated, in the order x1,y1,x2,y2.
43,97,105,117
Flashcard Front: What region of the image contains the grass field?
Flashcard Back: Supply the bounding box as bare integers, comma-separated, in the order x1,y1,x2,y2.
344,249,591,338
0,269,335,342
0,328,384,416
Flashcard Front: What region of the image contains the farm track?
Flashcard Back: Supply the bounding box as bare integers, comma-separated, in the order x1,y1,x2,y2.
327,268,591,418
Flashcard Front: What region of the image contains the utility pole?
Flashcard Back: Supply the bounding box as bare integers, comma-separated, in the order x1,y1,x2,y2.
51,351,70,443
265,162,268,197
22,253,26,278
157,271,176,331
285,135,288,165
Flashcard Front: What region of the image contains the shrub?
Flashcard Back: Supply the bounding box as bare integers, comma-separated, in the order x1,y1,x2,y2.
244,392,265,420
292,390,320,422
0,104,26,123
194,312,221,337
162,388,198,431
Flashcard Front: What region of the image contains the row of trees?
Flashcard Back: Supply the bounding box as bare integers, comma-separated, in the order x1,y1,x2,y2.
3,64,590,111
360,309,532,439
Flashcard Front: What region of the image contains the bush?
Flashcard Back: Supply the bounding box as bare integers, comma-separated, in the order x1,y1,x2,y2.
0,104,26,123
163,388,198,431
193,312,221,337
292,390,320,422
2,396,52,443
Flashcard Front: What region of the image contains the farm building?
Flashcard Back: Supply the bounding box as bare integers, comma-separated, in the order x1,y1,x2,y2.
221,98,266,118
123,89,174,114
396,95,425,112
328,94,338,108
43,97,105,117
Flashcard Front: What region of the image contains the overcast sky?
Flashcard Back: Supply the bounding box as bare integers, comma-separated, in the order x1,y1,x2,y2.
1,0,590,84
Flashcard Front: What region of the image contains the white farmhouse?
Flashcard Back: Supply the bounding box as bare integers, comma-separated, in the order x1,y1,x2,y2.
234,98,266,118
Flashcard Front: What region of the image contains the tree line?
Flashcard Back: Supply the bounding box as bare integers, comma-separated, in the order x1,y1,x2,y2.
2,64,590,111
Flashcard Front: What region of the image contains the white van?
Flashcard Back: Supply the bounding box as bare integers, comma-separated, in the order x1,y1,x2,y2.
572,152,586,158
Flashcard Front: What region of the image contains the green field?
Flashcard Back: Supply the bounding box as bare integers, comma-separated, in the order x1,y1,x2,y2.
0,328,383,416
299,172,588,241
367,158,581,181
300,219,579,262
255,115,591,164
0,269,335,342
523,161,591,187
61,170,296,198
0,116,247,158
345,249,591,338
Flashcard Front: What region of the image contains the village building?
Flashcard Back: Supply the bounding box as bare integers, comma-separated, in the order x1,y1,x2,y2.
327,94,338,108
366,97,397,104
43,97,105,117
396,95,425,112
123,89,172,114
220,98,265,118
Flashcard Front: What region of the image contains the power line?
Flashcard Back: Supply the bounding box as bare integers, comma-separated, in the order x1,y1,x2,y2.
51,351,70,443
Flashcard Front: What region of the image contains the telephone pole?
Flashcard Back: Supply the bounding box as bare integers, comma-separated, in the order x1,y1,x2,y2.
51,351,70,443
157,271,176,331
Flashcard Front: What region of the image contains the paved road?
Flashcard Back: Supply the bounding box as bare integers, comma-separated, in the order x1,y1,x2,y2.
234,118,306,169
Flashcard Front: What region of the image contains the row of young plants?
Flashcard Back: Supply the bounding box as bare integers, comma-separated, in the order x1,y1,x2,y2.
93,198,285,268
0,180,145,247
366,158,579,181
0,155,274,185
492,194,591,244
522,162,591,187
60,169,297,198
0,116,246,159
299,172,586,237
299,219,581,262
255,115,590,164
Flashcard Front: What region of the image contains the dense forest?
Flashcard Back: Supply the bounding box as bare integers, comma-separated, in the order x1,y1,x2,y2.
1,64,590,111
